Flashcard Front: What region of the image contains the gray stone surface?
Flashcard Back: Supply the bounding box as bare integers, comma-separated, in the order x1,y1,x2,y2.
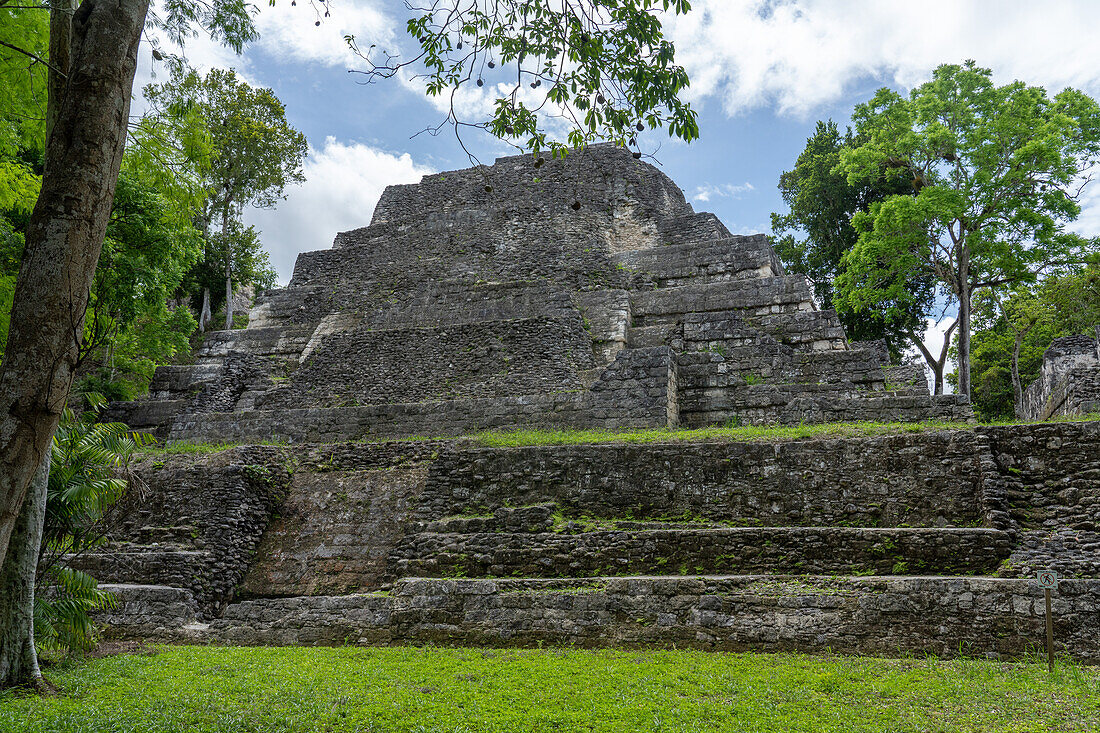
202,576,1100,662
105,145,968,442
1019,330,1100,420
87,420,1100,659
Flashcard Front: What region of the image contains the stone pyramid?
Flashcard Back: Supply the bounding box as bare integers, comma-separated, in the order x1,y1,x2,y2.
110,144,968,443
80,148,1100,657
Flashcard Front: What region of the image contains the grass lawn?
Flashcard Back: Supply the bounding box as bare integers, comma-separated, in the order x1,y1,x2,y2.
2,646,1099,732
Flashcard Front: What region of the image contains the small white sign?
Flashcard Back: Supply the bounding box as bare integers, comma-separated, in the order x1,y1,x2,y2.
1037,571,1059,589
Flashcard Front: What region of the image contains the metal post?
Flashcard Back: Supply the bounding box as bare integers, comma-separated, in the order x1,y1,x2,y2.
1045,587,1054,673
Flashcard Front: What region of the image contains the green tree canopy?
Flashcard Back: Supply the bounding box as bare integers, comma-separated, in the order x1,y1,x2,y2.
965,255,1100,420
143,67,306,329
77,169,204,400
835,61,1100,399
771,120,931,362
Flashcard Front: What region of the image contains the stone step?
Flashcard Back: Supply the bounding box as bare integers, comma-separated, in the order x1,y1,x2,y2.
392,527,1012,579
613,235,782,288
195,327,312,359
677,389,972,428
96,584,201,640
101,399,188,437
67,549,213,590
148,364,224,398
676,352,884,389
656,212,733,246
191,575,1100,661
631,276,816,327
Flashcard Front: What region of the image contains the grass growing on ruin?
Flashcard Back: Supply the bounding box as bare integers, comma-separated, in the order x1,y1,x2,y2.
3,645,1099,732
132,413,1100,455
468,419,976,447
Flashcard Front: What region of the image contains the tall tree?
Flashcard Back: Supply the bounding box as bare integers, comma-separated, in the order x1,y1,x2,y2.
182,219,277,329
771,120,931,362
144,67,306,330
835,61,1100,399
0,0,257,690
0,3,151,688
0,0,699,689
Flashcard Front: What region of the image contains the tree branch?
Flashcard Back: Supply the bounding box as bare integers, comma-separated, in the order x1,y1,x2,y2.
0,39,65,77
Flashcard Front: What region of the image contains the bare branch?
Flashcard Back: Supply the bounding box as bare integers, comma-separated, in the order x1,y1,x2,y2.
0,39,65,77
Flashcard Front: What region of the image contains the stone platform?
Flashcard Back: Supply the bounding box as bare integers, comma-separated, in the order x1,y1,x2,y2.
82,420,1100,660
106,145,968,443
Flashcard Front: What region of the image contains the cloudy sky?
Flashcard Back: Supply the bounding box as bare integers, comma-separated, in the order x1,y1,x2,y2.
136,0,1100,372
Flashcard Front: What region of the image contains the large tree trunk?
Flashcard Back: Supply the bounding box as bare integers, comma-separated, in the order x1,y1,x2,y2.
0,0,148,575
0,456,50,690
46,1,79,143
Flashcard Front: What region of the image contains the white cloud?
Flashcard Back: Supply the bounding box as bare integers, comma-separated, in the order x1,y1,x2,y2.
133,0,392,105
691,182,755,202
666,0,1100,117
244,137,433,283
253,0,393,67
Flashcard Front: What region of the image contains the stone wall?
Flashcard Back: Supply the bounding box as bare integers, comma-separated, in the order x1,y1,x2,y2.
393,526,1011,578
90,420,1100,658
984,420,1100,580
415,432,987,527
1019,331,1100,420
70,449,292,617
258,316,595,409
203,576,1100,662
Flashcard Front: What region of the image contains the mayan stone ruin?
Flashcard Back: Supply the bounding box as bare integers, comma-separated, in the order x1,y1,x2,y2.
108,145,970,441
1020,330,1100,420
92,146,1100,659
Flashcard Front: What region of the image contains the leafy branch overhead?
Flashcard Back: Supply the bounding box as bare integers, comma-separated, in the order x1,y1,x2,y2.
347,0,699,158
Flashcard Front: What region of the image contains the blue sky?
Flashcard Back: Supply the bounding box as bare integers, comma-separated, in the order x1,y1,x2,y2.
137,0,1100,365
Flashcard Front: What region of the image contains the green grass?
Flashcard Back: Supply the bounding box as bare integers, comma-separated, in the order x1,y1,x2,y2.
3,646,1098,732
468,419,974,447
135,413,1100,455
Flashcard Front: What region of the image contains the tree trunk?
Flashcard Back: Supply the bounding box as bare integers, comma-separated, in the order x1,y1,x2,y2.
46,1,78,144
1011,330,1025,409
0,455,50,690
957,252,972,399
223,209,234,331
1010,321,1038,415
0,0,148,574
930,362,944,396
909,319,957,396
198,287,212,333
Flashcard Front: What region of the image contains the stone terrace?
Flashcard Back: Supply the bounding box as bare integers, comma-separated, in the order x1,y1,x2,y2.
84,421,1100,660
106,145,968,443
